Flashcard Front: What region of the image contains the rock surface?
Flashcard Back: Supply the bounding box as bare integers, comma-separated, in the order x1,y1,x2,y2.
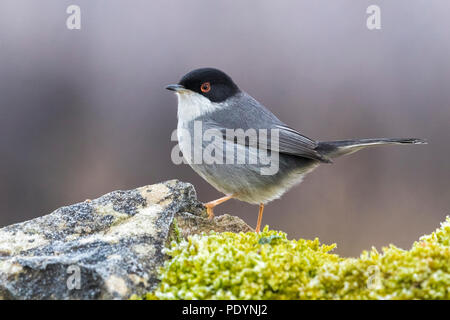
0,180,252,299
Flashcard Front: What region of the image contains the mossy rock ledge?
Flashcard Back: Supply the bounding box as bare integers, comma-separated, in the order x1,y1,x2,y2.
0,180,252,299
151,220,450,300
1,180,449,300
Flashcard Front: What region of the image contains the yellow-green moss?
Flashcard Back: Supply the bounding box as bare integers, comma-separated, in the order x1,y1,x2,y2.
146,217,450,300
167,217,182,245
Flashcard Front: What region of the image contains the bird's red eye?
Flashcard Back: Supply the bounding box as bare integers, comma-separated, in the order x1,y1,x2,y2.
200,82,211,93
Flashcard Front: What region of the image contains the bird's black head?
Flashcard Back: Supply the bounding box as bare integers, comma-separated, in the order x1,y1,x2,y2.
166,68,240,103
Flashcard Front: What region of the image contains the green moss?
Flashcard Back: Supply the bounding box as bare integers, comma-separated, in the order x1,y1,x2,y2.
145,217,450,300
167,217,182,245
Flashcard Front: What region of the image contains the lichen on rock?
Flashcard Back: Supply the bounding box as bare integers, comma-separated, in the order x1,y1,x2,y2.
151,217,450,300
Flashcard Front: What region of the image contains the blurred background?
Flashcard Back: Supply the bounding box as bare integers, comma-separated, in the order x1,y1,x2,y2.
0,0,448,256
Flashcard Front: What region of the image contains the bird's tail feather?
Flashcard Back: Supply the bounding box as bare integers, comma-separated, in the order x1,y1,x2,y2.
316,138,427,158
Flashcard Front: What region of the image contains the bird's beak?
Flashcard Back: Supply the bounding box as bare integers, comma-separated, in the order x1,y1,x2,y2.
165,84,185,92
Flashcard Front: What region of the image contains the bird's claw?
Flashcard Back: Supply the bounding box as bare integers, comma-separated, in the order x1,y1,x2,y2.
205,205,215,219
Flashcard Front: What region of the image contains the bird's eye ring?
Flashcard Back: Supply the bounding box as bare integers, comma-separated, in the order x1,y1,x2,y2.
200,82,211,93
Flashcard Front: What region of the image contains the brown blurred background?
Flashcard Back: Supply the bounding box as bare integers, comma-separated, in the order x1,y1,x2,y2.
0,0,448,256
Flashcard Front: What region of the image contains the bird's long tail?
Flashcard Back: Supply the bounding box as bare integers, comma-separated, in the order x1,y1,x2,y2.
316,138,427,159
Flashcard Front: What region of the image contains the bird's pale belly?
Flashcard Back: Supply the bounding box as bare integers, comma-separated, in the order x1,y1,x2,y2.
190,160,318,204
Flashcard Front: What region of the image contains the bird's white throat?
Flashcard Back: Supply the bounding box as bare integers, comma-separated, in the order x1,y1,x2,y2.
176,90,225,122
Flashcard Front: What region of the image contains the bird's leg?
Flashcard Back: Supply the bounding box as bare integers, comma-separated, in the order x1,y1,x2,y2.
255,203,264,233
204,195,233,219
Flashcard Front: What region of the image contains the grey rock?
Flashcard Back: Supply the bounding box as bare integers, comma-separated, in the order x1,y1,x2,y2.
0,180,252,299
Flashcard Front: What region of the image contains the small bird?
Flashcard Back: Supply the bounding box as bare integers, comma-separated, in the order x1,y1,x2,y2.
166,68,426,232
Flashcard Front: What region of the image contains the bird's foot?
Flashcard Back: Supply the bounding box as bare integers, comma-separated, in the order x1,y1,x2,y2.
205,204,215,219
203,195,234,220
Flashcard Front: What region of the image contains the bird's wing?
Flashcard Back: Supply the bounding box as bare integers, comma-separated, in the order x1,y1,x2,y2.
197,91,332,163
273,125,332,163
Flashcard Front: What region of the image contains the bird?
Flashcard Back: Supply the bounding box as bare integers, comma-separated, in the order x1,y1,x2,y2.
166,67,426,232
